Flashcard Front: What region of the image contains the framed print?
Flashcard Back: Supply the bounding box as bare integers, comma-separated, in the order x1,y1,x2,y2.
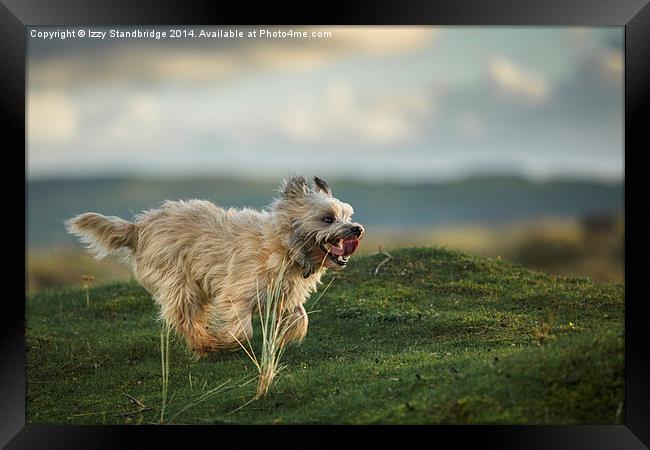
3,0,649,448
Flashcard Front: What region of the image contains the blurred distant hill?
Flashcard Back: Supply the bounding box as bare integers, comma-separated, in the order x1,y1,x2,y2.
27,175,623,249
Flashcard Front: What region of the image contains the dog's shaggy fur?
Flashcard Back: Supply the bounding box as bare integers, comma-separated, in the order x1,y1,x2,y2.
66,176,364,356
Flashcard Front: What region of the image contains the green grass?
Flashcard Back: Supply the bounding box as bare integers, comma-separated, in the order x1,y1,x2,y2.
26,247,624,424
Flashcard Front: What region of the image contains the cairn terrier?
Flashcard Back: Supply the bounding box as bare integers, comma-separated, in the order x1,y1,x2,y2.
66,176,364,356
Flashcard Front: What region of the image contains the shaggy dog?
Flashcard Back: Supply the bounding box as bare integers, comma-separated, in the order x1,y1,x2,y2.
66,176,364,356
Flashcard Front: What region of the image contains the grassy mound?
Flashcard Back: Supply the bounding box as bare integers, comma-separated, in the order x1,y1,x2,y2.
26,247,624,424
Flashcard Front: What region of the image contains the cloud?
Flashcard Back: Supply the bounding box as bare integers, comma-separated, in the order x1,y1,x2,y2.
145,50,240,83
29,27,437,88
107,94,161,141
279,80,433,146
26,28,622,182
566,28,623,82
280,95,321,143
599,49,623,79
28,90,79,143
456,111,484,139
487,56,550,103
331,27,437,55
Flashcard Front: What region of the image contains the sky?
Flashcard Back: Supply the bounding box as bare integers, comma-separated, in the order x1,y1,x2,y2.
27,26,624,182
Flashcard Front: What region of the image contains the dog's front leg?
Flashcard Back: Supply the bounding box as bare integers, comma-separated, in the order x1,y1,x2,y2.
279,304,309,346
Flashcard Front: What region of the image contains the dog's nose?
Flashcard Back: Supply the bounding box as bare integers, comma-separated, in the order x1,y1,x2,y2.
351,225,364,236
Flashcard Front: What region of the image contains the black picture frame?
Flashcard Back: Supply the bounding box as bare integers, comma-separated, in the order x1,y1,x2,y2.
5,1,649,448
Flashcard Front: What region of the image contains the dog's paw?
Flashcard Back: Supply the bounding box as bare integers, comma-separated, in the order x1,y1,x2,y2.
193,349,210,359
192,339,240,356
190,338,219,357
192,344,220,358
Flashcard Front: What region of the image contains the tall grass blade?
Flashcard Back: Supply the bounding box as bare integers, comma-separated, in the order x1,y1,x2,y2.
159,322,171,423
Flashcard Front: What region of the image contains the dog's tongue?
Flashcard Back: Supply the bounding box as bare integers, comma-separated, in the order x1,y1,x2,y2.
330,238,360,256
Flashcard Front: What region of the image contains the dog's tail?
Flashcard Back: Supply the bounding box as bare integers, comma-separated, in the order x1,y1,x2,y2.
66,213,138,260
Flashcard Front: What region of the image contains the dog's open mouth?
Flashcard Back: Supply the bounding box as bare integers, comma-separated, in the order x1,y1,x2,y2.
319,237,360,266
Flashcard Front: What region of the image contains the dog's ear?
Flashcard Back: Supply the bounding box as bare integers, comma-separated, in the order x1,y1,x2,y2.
313,176,332,197
281,176,308,199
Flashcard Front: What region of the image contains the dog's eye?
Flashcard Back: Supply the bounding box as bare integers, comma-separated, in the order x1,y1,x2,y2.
322,216,335,224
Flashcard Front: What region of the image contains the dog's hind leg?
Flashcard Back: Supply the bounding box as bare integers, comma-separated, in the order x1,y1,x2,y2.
206,295,254,353
158,284,226,357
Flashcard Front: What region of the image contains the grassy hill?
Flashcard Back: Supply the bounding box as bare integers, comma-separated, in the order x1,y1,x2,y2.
26,247,624,424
